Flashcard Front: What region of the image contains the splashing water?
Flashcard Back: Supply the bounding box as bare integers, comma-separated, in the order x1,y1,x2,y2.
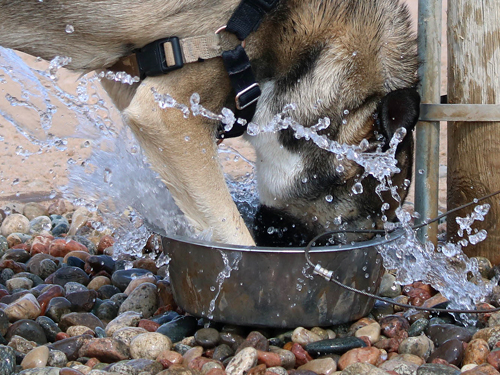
0,46,496,320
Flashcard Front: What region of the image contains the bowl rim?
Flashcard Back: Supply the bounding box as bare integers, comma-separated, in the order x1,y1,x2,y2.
162,228,404,254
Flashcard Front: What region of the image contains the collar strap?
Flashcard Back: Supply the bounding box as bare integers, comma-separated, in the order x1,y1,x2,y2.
108,0,279,139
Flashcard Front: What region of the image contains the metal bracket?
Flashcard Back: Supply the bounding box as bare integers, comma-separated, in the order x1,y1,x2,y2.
420,104,500,122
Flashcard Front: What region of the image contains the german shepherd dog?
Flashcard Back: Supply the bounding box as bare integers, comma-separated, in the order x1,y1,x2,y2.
0,0,419,247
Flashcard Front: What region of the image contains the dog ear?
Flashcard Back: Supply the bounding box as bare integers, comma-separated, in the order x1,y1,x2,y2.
377,88,420,141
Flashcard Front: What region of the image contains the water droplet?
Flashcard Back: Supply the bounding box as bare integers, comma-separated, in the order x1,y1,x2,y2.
352,51,358,56
381,203,390,211
184,136,190,141
11,178,19,185
325,195,333,202
343,109,350,115
49,190,57,199
336,164,345,174
352,182,363,194
418,169,425,175
65,25,75,34
301,177,308,183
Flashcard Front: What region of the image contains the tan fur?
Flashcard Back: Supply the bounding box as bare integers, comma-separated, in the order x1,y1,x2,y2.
0,0,418,246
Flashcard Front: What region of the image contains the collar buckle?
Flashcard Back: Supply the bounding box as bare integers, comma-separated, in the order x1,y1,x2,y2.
235,82,261,110
136,37,184,79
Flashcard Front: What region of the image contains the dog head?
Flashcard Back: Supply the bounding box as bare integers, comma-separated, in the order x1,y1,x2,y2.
244,0,420,246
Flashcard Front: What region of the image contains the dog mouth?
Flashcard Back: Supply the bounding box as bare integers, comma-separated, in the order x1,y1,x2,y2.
252,204,380,247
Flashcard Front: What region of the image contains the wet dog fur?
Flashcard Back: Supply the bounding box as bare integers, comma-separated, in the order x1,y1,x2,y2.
0,0,419,246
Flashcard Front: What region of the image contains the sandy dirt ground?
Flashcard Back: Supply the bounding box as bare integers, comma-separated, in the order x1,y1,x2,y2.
0,0,448,213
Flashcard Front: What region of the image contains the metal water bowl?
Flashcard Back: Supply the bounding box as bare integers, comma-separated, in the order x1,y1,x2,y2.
162,231,402,328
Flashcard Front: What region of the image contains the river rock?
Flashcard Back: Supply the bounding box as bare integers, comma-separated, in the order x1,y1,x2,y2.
47,334,93,361
36,316,61,342
305,337,367,356
354,323,381,344
66,290,98,312
21,346,49,369
109,358,163,375
398,334,434,359
416,363,461,375
157,350,183,368
97,285,121,300
427,339,465,366
212,344,234,363
378,354,421,374
378,273,401,298
338,347,381,370
6,319,47,344
51,267,89,287
29,216,52,236
46,350,67,368
87,276,110,291
130,332,172,360
1,214,30,237
7,335,36,354
269,346,295,369
297,358,336,375
45,297,71,323
157,316,198,343
118,282,158,319
463,339,490,366
291,327,322,346
23,204,49,221
59,312,104,332
0,344,16,375
112,327,148,346
182,346,203,366
6,277,33,292
4,294,41,322
105,311,143,336
427,324,473,347
0,310,9,336
18,368,61,375
194,328,220,348
379,315,410,338
408,318,429,337
111,269,153,292
95,300,119,321
340,362,388,375
78,337,129,362
3,249,31,263
226,347,258,375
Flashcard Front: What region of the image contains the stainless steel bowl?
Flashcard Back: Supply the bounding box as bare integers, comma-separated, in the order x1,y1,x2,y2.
162,231,402,328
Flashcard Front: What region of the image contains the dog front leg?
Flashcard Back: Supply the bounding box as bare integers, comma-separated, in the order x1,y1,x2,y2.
123,73,255,246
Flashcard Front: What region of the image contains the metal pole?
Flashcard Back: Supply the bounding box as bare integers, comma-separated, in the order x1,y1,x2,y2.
415,0,442,244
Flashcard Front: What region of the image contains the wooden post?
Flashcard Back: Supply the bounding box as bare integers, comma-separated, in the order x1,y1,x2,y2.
447,0,500,263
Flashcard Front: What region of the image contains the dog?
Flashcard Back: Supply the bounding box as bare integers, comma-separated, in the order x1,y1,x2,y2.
0,0,419,247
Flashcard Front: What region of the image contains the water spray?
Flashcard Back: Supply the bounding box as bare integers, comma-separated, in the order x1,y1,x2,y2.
305,189,500,315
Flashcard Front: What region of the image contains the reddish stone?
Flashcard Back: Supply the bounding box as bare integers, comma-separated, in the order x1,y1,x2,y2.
257,350,282,367
431,358,451,365
133,258,158,274
237,331,269,353
291,343,312,366
11,243,29,251
37,284,65,315
60,368,85,375
0,290,9,300
283,342,294,351
205,349,215,358
138,319,160,332
379,316,410,338
93,270,112,279
189,357,222,371
49,239,88,258
246,364,266,375
31,243,49,255
206,369,227,375
56,332,70,341
403,282,434,307
157,350,183,368
488,350,500,370
78,337,130,362
63,251,91,263
358,336,372,347
0,260,27,273
85,357,100,368
338,347,381,370
97,235,115,254
462,363,500,375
